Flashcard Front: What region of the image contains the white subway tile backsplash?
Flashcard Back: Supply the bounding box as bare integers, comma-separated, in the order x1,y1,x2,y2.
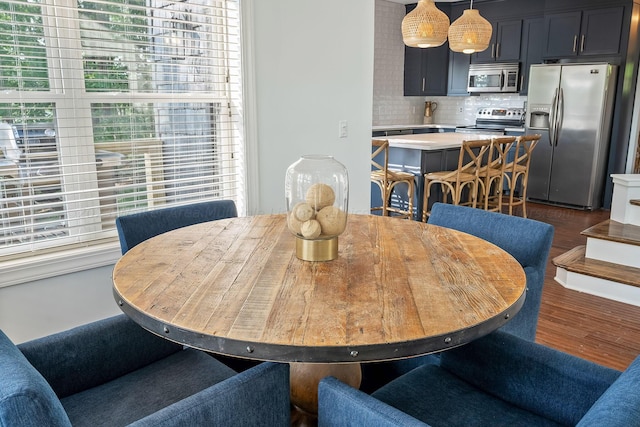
373,0,527,127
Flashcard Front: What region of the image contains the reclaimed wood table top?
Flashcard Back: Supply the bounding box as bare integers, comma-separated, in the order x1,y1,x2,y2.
112,214,526,363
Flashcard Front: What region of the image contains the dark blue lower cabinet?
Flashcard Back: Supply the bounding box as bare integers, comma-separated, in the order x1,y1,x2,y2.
371,146,460,220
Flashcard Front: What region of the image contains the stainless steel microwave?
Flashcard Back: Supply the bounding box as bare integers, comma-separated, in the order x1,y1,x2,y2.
468,63,519,93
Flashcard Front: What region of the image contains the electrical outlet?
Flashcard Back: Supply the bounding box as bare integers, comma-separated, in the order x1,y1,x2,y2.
339,120,348,138
458,107,464,113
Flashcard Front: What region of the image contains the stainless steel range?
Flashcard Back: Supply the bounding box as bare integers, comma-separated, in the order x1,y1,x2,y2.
455,107,525,135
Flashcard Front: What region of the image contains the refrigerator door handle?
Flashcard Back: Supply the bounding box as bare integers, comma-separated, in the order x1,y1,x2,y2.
555,88,564,146
549,88,559,146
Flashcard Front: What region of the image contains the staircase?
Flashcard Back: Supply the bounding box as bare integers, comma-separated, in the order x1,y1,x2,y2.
553,174,640,307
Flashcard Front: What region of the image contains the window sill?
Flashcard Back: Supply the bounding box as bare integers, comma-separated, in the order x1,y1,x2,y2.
0,242,122,288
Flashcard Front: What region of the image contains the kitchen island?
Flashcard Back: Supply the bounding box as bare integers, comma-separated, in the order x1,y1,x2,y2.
372,132,499,219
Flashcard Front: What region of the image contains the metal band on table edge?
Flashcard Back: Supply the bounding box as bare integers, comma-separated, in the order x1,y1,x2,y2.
113,286,526,364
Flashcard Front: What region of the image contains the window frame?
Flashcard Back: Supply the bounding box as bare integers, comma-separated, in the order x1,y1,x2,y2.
0,0,247,287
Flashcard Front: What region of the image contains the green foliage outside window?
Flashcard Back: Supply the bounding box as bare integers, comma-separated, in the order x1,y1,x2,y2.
91,103,155,143
1,0,155,142
0,1,49,91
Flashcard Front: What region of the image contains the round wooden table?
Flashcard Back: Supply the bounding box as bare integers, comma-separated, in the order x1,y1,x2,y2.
113,214,526,422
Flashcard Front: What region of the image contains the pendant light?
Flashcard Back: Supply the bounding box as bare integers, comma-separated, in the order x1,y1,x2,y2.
448,0,493,54
401,0,450,48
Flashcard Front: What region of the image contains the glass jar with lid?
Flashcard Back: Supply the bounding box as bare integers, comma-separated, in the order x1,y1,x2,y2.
285,155,349,261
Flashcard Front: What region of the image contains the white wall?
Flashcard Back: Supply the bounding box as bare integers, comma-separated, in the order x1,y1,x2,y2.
248,0,373,216
0,266,120,343
0,0,375,343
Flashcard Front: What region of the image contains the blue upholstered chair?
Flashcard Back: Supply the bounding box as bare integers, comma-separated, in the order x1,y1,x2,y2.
115,199,257,374
0,314,290,426
115,199,238,254
427,202,554,341
360,203,554,392
319,330,640,426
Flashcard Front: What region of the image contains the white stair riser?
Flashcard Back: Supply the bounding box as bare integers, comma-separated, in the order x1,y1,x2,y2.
610,174,640,226
555,267,640,307
585,237,640,269
610,203,640,226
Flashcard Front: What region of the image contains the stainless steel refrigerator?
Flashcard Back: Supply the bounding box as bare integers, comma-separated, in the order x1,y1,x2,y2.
525,63,617,209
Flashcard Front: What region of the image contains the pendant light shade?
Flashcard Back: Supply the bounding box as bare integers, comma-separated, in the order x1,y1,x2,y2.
402,0,450,48
448,4,493,54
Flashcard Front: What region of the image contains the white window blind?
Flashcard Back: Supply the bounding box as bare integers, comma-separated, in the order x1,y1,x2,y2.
0,0,245,259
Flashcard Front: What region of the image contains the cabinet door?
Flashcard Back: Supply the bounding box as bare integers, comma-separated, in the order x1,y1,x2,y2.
543,11,582,58
404,45,448,96
404,45,426,96
423,44,449,95
473,23,497,63
448,50,470,95
472,19,522,63
579,7,623,56
519,17,544,95
402,3,448,96
495,20,522,61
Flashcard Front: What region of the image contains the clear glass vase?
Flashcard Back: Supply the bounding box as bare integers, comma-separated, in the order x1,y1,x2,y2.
285,155,349,261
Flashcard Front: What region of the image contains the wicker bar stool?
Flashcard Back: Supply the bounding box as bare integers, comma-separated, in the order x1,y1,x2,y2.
477,136,516,212
371,139,416,219
503,134,541,218
421,138,491,221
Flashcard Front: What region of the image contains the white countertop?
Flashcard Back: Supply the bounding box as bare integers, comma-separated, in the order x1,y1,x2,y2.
379,132,500,150
372,123,460,131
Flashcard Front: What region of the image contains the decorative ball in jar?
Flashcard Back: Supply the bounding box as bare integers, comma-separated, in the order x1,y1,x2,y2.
285,155,349,261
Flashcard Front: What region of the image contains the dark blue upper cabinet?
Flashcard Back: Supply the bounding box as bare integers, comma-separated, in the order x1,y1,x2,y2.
403,3,450,96
519,17,545,95
473,19,523,63
403,43,449,96
580,7,624,55
447,50,470,96
401,0,628,97
543,6,624,58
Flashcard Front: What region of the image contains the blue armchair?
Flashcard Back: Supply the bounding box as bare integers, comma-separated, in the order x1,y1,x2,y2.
319,330,640,426
115,199,256,372
427,202,554,341
115,199,238,254
361,203,554,392
1,315,290,426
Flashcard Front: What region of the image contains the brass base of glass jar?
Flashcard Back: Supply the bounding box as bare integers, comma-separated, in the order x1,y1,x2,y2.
295,237,338,261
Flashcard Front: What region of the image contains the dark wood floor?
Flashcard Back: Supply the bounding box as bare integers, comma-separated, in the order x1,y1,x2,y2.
523,202,640,371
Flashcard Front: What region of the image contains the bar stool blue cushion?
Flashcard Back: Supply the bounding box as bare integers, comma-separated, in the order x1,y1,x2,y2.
319,330,640,427
1,315,290,426
115,200,238,254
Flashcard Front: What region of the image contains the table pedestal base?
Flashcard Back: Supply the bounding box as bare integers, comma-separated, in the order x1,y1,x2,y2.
290,362,362,425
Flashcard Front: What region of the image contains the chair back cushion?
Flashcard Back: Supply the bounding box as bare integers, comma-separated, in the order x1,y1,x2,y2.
428,203,553,341
0,329,72,427
577,355,640,426
18,315,182,399
115,200,237,253
440,331,620,426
